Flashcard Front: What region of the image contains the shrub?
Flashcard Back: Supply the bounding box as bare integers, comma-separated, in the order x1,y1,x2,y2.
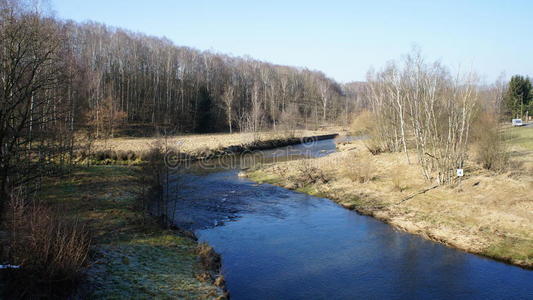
110,150,118,160
195,243,223,285
294,159,328,186
141,147,164,164
2,196,91,298
349,110,374,135
272,165,289,178
350,110,392,155
77,149,88,160
117,150,128,161
361,121,387,155
472,113,509,171
104,149,113,160
391,165,407,191
139,150,150,161
94,150,106,161
196,243,221,273
341,153,376,183
126,150,137,161
93,149,115,161
196,147,213,159
138,141,168,222
365,138,385,155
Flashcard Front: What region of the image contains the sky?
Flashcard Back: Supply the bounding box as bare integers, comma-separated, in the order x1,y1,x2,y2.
51,0,533,83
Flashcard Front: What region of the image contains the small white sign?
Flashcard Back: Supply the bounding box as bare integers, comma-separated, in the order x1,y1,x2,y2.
457,169,464,177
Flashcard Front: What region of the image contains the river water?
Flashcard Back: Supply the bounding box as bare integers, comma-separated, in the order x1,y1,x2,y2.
168,138,532,300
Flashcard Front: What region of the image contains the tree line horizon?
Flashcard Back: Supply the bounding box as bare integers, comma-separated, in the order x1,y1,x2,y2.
0,0,530,203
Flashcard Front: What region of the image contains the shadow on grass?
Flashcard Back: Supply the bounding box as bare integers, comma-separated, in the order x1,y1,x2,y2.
39,165,222,299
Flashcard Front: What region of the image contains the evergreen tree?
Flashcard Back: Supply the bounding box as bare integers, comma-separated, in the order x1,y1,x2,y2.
504,75,532,118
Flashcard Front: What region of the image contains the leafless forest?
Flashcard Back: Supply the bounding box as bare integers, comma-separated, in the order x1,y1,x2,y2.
0,1,362,202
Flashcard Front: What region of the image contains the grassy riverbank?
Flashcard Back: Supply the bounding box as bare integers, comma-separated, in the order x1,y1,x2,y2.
41,166,225,298
245,127,533,268
97,129,339,153
86,129,341,164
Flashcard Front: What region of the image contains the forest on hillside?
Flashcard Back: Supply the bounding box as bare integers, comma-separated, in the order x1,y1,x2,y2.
0,0,363,204
1,1,358,139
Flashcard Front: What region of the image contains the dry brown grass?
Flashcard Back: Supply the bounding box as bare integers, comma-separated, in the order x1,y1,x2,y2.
246,138,533,267
195,243,226,296
349,110,387,155
94,129,336,155
364,137,386,155
391,165,408,192
294,159,329,187
349,110,373,135
196,243,221,275
340,152,376,183
2,196,91,298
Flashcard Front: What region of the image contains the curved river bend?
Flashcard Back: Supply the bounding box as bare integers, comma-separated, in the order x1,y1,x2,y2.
168,138,532,300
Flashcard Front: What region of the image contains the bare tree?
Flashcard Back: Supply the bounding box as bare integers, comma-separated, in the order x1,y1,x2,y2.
318,76,331,122
222,84,235,133
85,96,127,141
365,49,480,184
0,1,72,209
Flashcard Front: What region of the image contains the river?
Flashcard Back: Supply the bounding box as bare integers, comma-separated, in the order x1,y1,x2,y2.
168,138,532,300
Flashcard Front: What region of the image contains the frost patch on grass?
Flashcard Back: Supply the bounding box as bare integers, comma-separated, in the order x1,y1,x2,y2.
87,242,219,299
41,166,224,298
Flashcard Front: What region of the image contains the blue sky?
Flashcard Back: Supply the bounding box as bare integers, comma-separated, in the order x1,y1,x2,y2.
51,0,533,83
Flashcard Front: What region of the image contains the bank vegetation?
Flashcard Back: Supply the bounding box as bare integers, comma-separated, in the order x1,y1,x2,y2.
246,50,533,268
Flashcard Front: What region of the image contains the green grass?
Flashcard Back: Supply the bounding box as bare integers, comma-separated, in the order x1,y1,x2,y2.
483,237,533,267
506,126,533,151
245,169,283,185
295,185,327,197
41,165,221,299
246,169,327,198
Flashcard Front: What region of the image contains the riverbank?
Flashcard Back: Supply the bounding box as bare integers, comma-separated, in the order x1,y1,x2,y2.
41,166,226,298
245,128,533,269
85,129,340,164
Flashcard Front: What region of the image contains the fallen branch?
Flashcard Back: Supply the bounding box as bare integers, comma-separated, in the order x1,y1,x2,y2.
395,185,439,205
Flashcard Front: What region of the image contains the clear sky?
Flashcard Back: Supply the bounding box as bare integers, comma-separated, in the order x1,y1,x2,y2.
51,0,532,83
